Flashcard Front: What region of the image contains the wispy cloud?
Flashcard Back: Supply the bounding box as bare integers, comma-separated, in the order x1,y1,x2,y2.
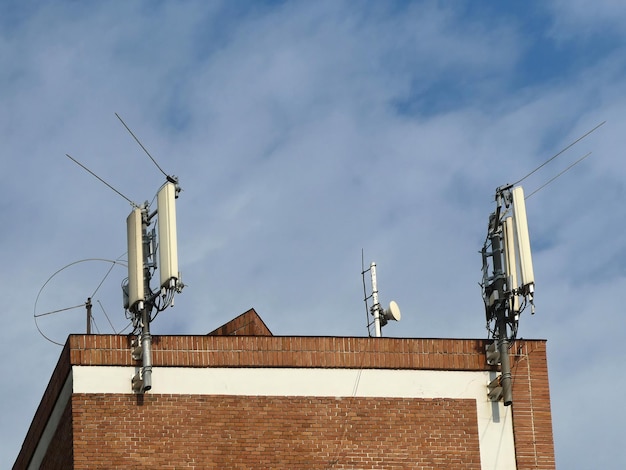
1,2,625,468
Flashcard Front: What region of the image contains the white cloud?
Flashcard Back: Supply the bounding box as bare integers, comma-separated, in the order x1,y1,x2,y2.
548,0,626,38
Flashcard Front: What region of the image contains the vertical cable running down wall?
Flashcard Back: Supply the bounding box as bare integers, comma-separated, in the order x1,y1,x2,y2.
512,342,539,466
325,339,368,469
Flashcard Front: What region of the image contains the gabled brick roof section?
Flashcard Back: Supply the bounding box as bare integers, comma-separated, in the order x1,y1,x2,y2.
207,308,273,336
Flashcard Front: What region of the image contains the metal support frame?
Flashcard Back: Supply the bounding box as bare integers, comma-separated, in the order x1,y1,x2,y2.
488,218,513,406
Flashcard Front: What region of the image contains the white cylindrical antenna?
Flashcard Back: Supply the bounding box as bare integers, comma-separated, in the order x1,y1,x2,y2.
370,262,382,338
157,182,179,290
503,216,520,313
511,186,535,291
126,208,144,312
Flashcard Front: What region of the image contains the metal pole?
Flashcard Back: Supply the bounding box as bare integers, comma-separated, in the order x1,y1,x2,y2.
490,222,513,406
140,206,153,392
140,307,152,391
370,262,382,338
86,298,92,335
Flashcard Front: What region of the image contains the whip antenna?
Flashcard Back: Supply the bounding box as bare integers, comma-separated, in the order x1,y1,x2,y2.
65,154,137,207
525,152,593,199
115,113,171,180
513,121,605,186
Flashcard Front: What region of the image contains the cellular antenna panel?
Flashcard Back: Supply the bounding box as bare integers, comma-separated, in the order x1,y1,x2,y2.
511,186,535,290
127,208,145,311
157,181,179,289
503,217,520,312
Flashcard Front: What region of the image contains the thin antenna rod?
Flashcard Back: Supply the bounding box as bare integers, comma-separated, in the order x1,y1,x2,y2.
525,152,593,200
35,304,84,317
115,113,169,178
514,121,605,186
361,249,372,337
90,260,118,298
66,154,137,207
97,299,117,333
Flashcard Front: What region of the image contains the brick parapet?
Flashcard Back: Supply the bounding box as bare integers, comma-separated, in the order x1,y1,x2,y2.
15,334,555,469
510,340,556,470
67,335,501,371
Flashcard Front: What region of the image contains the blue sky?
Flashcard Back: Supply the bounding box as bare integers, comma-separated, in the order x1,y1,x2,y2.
2,1,625,468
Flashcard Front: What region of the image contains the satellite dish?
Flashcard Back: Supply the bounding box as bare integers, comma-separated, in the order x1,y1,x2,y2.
383,300,401,322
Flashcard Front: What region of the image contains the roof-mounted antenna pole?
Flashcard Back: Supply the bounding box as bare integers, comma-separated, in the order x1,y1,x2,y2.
86,298,92,335
487,190,512,405
483,183,539,407
370,262,382,338
361,250,373,337
66,116,185,394
130,204,154,393
364,261,402,338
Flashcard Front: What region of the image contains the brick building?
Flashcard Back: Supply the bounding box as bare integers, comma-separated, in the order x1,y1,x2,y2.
14,309,555,469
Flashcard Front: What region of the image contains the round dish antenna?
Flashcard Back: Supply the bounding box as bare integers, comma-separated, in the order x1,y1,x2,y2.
383,300,402,322
34,258,130,346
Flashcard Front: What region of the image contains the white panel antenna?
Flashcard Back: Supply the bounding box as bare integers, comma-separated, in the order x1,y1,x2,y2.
511,186,535,292
157,182,179,290
127,208,145,312
502,217,519,313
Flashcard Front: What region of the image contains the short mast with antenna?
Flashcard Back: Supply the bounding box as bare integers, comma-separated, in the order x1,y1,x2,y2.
126,188,183,393
481,184,535,406
362,257,401,337
480,120,604,406
66,114,185,394
370,262,383,337
117,114,184,394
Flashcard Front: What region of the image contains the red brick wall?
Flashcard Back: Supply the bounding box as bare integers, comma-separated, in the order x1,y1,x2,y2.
38,399,73,469
67,335,493,370
13,343,71,470
207,308,273,336
16,335,556,469
72,394,481,469
510,340,555,470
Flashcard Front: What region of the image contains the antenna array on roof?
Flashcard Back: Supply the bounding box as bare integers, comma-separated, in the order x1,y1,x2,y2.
361,256,401,337
480,121,604,407
480,183,535,407
64,114,184,394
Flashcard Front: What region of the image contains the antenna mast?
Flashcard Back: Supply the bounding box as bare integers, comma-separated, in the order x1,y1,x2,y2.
66,115,184,394
110,113,184,394
480,121,604,405
126,182,183,393
370,262,382,337
481,184,535,406
362,260,401,337
86,298,92,335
